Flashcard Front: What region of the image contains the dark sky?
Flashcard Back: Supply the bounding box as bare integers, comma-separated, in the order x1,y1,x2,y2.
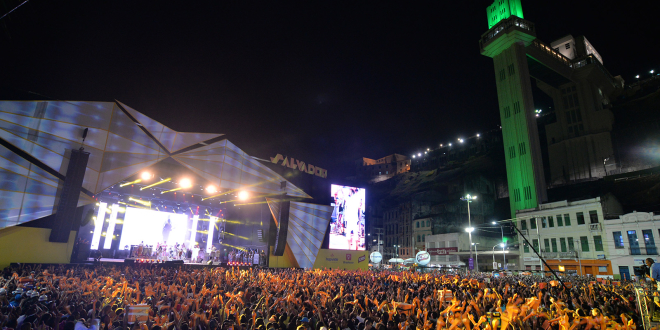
1,1,655,178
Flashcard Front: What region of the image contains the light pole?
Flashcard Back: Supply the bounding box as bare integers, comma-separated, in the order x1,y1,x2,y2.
394,244,400,269
501,242,507,270
492,244,499,270
461,194,477,271
465,227,475,271
472,242,480,271
492,221,508,270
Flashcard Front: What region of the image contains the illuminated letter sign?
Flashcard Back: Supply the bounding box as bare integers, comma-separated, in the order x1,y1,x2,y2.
270,154,327,178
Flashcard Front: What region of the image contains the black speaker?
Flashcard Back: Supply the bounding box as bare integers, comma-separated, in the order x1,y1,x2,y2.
50,149,90,242
79,209,95,227
124,258,135,264
273,200,290,256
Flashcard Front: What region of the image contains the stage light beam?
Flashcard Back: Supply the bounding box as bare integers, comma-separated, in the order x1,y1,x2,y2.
120,179,142,187
206,185,217,194
141,172,152,180
140,178,171,190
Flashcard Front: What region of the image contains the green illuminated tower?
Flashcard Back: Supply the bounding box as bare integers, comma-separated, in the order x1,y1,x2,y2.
480,0,548,218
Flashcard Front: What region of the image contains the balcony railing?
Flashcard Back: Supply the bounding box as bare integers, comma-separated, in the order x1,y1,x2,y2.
479,16,535,51
629,246,658,255
540,251,578,259
529,39,573,68
572,54,618,87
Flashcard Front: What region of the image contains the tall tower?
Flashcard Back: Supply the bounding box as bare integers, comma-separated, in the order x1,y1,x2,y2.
480,0,548,217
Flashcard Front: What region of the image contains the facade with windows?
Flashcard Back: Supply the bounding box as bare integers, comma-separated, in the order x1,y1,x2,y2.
426,232,514,271
515,197,619,276
413,217,433,253
604,211,660,280
539,34,622,185
356,154,411,183
383,202,413,260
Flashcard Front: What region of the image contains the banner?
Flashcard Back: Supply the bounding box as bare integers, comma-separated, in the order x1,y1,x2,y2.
312,249,369,270
428,247,458,255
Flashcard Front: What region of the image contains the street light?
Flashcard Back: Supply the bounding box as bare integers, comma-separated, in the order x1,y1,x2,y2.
461,194,477,271
501,242,507,270
472,242,480,271
492,221,507,270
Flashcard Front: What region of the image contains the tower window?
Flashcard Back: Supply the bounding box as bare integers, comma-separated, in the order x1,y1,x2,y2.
565,43,571,49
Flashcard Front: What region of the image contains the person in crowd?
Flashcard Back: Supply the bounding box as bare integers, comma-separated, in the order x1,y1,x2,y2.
0,263,642,330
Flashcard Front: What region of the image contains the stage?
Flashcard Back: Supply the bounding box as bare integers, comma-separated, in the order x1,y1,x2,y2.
68,258,261,270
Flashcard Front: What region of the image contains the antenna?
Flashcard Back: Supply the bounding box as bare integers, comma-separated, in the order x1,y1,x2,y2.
80,128,88,151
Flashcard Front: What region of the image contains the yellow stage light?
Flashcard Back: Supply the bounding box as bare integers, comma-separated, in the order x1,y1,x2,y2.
140,178,171,190
141,172,152,180
120,179,142,187
206,185,217,194
238,191,249,200
161,187,182,194
128,197,151,207
180,178,192,189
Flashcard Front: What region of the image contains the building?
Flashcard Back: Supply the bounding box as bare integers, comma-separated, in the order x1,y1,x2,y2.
515,197,621,276
480,0,626,216
480,0,549,218
604,211,660,280
383,201,413,260
539,34,623,186
356,154,410,183
412,216,432,253
425,232,516,271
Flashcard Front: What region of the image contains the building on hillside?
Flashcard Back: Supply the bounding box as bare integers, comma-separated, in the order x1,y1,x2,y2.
515,196,622,276
356,154,410,183
604,211,660,280
425,232,517,271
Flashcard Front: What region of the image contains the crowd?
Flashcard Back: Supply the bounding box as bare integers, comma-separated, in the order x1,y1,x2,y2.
0,263,645,330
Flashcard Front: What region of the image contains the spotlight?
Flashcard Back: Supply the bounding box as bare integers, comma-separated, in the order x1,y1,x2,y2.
141,172,152,180
238,191,249,200
206,185,217,194
180,178,192,189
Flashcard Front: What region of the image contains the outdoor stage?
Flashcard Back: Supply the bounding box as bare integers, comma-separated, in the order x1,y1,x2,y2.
84,258,259,268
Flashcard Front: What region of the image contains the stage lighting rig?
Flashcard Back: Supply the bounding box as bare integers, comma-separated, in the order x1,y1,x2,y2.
141,172,153,180
140,178,171,190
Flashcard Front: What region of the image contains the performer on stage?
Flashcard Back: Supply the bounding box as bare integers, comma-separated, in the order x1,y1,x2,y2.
191,243,200,263
137,241,144,257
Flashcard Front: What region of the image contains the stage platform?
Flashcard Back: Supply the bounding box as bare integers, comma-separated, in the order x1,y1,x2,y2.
10,259,262,271
88,258,259,268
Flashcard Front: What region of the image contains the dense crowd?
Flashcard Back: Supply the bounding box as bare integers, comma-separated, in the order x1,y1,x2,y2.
0,264,644,330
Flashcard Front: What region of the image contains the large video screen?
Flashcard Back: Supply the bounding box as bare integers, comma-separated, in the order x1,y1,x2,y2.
118,207,191,249
330,184,365,250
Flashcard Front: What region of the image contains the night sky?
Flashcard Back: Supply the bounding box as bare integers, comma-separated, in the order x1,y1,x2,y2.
1,1,655,179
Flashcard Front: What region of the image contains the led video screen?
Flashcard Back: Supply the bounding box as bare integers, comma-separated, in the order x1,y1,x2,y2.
118,207,191,249
329,184,365,250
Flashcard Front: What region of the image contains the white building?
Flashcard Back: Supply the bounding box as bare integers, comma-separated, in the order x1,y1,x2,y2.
425,232,515,271
515,196,621,276
604,211,660,280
